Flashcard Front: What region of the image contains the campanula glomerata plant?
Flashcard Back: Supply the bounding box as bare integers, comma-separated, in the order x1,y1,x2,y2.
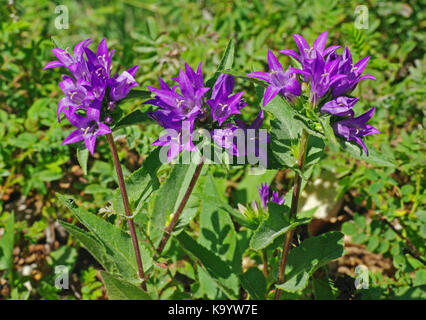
41,30,397,301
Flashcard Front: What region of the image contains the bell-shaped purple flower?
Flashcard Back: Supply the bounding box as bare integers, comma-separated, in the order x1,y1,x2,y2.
57,75,94,122
247,50,304,106
308,51,347,101
62,100,111,155
257,182,285,210
332,106,380,154
207,74,245,126
110,65,139,101
320,96,358,117
329,46,376,97
280,31,340,70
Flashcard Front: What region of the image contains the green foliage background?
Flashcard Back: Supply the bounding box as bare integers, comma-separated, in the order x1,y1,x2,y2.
0,0,424,299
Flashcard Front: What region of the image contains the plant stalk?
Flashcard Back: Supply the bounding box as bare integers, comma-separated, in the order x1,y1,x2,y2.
156,160,204,255
274,129,309,300
106,133,147,291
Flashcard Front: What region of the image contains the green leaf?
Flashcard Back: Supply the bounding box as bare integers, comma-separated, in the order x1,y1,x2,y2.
112,110,151,131
150,162,198,242
176,231,238,299
58,194,149,284
312,275,338,300
340,139,395,167
240,267,266,300
318,115,339,152
123,89,152,100
206,39,235,88
276,231,345,293
76,146,89,175
199,175,240,294
250,202,311,251
101,271,152,300
58,221,117,274
262,90,303,169
0,213,14,271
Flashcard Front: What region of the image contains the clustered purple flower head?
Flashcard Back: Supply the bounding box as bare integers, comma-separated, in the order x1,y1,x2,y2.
249,31,379,154
247,50,305,106
257,182,285,211
145,63,264,161
44,38,139,154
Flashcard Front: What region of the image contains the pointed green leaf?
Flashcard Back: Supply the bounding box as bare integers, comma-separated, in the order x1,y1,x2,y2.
206,39,235,88
176,231,238,299
240,267,266,300
340,139,395,167
76,146,89,175
58,220,117,274
58,194,150,283
250,202,311,251
276,231,345,293
112,109,151,131
199,175,240,295
101,271,152,300
149,162,198,243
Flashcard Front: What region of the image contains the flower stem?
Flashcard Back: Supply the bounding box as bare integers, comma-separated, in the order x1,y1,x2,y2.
262,249,269,278
156,160,204,255
274,129,309,300
106,133,147,291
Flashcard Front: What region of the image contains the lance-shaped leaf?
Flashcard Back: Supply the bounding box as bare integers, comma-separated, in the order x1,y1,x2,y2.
58,220,118,274
112,109,151,131
340,139,395,167
240,267,267,300
276,231,345,293
58,194,152,284
176,231,238,300
101,271,152,300
250,202,311,251
76,144,89,175
149,161,199,246
206,39,235,89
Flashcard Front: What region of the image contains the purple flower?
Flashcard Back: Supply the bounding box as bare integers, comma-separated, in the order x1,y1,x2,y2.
212,123,240,156
61,100,111,155
280,31,340,66
146,64,252,161
246,50,304,106
328,46,376,97
320,96,358,117
307,51,347,100
332,106,380,154
207,74,245,125
258,183,270,210
44,39,92,71
147,68,209,123
152,121,195,162
257,182,285,210
110,65,139,101
57,75,94,122
45,38,139,155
